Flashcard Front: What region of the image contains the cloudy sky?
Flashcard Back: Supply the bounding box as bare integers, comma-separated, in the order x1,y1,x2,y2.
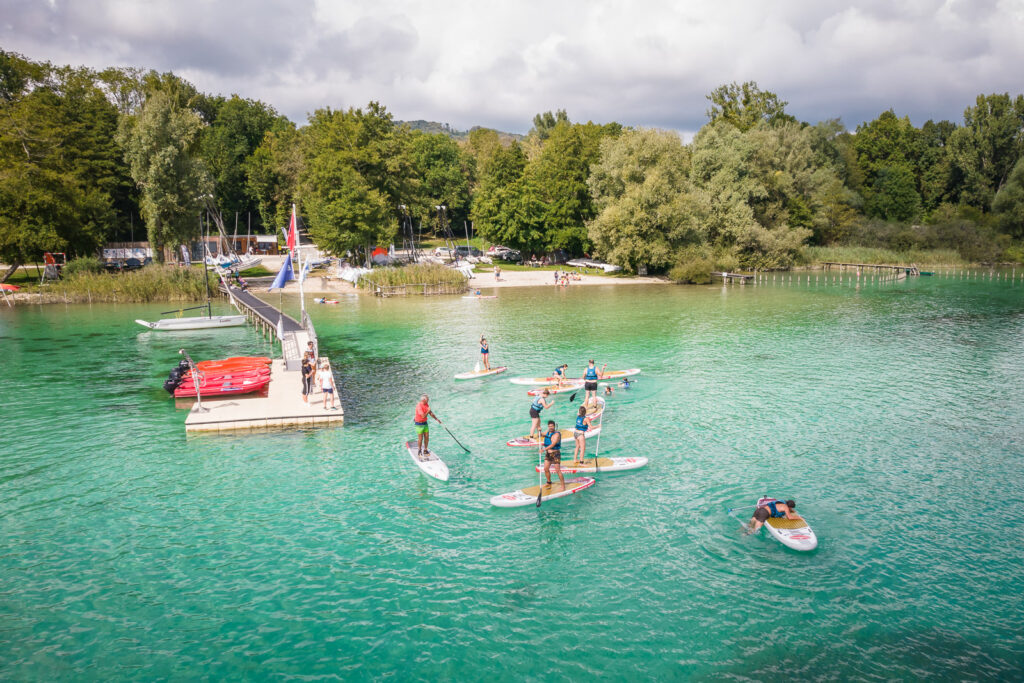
2,0,1023,134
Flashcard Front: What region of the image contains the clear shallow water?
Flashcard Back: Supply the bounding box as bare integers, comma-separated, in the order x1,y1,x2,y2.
2,275,1023,679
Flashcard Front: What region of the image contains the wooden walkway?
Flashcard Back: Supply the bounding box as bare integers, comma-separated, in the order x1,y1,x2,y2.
822,262,920,276
711,271,754,283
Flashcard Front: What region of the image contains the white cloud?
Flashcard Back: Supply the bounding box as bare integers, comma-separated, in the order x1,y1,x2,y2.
2,0,1022,132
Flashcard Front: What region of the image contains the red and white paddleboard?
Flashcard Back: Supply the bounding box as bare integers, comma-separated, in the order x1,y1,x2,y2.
490,477,596,507
510,369,641,385
757,497,818,551
534,456,648,474
506,426,601,448
526,381,583,396
454,366,508,380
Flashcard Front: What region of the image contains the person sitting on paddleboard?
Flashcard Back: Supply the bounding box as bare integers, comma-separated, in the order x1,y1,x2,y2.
529,390,554,441
553,364,569,386
572,405,593,465
583,360,605,408
480,336,490,371
414,394,442,458
748,499,800,533
543,420,565,489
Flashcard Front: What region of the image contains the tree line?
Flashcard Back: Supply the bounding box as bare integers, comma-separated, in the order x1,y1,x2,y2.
2,48,1023,281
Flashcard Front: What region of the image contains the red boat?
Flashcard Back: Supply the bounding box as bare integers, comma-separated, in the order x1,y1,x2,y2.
195,357,272,372
183,367,271,383
174,377,270,398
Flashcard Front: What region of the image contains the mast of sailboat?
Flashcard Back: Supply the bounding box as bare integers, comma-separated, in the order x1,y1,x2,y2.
202,212,212,319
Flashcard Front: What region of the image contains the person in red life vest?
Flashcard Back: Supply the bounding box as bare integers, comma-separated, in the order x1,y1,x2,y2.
413,394,442,458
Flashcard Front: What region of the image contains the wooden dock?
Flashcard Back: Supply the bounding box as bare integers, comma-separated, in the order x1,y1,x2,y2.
821,262,920,276
183,359,342,432
712,271,755,283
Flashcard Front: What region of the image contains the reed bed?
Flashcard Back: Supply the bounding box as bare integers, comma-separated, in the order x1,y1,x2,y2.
40,265,209,303
358,263,469,294
802,246,966,267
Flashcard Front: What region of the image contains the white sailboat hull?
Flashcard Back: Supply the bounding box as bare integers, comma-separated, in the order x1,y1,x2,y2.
136,315,247,331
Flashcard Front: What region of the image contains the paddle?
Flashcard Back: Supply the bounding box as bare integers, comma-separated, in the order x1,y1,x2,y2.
536,431,545,507
438,419,471,453
592,407,603,474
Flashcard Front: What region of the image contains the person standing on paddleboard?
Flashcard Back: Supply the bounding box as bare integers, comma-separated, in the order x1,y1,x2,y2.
542,420,565,489
529,390,554,441
413,394,442,457
747,499,799,534
572,405,593,465
582,360,605,408
480,336,491,371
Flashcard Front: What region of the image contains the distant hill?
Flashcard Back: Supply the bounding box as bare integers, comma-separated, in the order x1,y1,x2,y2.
397,120,524,143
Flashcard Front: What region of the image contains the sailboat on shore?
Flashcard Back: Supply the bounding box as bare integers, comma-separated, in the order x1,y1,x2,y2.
135,214,248,331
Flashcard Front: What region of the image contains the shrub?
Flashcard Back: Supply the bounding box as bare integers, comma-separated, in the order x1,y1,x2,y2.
669,259,713,284
62,256,105,277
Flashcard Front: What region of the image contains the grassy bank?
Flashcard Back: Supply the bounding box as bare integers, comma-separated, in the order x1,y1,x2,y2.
27,265,209,303
802,246,967,267
358,263,469,294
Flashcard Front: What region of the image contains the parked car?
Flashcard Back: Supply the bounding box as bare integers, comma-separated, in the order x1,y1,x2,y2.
487,245,508,255
495,248,522,262
455,246,483,258
123,257,151,270
433,246,455,258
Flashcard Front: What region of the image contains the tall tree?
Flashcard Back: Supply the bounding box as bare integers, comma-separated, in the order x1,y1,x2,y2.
472,142,546,253
245,124,302,234
407,130,472,228
531,109,569,141
993,156,1024,237
706,81,795,132
947,93,1024,209
117,89,211,260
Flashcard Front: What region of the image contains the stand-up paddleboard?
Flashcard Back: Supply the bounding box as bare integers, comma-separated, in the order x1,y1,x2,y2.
490,477,595,507
757,497,817,551
511,369,641,385
454,366,508,380
462,295,498,299
534,456,647,474
314,298,339,304
584,397,606,421
404,441,449,481
526,381,583,396
506,426,601,447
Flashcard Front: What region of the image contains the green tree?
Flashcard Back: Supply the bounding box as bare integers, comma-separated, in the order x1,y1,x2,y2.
472,142,546,253
531,109,569,141
464,127,501,183
993,156,1024,237
865,164,922,222
705,81,795,132
529,122,595,253
117,89,211,260
244,124,302,233
947,93,1024,209
588,129,696,272
0,53,122,278
407,131,472,227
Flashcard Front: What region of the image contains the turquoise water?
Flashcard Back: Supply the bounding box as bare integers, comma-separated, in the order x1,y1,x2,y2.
2,274,1023,679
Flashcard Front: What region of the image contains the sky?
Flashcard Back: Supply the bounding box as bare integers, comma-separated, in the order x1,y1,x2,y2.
2,0,1023,135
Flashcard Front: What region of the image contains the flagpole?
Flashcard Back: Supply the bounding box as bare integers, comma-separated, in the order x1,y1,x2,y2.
293,204,306,318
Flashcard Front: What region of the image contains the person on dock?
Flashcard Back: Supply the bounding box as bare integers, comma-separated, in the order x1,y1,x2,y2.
414,394,441,457
553,363,569,386
529,390,554,442
306,340,317,363
319,362,337,410
583,360,605,408
480,336,491,371
747,499,800,534
572,405,593,465
301,352,315,403
542,420,565,489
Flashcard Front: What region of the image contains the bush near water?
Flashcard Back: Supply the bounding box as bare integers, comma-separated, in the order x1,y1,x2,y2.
357,263,469,292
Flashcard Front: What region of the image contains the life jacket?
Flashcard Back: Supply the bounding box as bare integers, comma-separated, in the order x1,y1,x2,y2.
575,415,588,431
531,397,544,412
765,500,787,518
414,402,429,424
584,366,598,380
543,430,560,449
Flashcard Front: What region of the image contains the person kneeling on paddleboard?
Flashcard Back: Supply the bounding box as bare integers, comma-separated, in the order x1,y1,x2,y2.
748,499,799,534
553,364,569,386
572,405,593,465
543,421,565,489
414,394,441,458
529,390,554,441
480,336,491,371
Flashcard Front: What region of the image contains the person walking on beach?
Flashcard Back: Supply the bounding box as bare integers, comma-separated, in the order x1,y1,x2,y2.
413,394,442,457
542,421,565,489
319,362,337,410
494,264,501,281
529,390,554,442
301,352,315,403
572,405,593,465
480,336,491,371
583,360,605,408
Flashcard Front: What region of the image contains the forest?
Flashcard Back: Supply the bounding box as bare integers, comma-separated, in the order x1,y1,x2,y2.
2,48,1023,282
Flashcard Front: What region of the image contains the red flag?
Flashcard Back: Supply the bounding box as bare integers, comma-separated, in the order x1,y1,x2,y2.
287,208,297,252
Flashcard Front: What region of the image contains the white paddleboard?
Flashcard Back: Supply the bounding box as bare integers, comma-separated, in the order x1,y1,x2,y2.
404,441,449,481
506,425,601,448
510,369,641,385
534,456,648,473
757,497,817,551
462,295,497,299
490,477,596,507
454,366,508,380
526,381,583,396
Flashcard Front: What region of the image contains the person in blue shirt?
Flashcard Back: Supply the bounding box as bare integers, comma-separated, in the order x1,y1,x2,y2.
542,421,565,488
552,363,569,386
582,359,606,408
479,336,490,371
528,389,554,442
572,405,594,465
748,499,800,533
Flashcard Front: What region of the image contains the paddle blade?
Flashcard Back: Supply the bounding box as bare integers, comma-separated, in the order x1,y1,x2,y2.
569,391,578,403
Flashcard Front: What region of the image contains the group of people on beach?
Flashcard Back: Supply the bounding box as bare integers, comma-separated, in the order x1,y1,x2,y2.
300,340,337,410
553,270,581,287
